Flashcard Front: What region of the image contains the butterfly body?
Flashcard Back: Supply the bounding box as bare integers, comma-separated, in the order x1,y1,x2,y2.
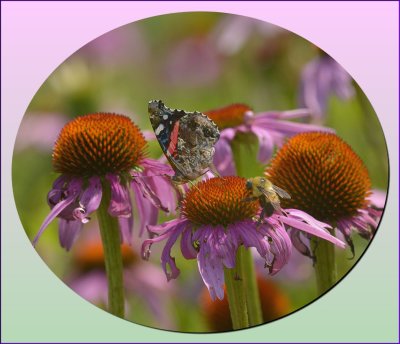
148,100,220,184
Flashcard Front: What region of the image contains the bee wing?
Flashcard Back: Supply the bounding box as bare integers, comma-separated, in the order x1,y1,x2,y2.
256,185,282,211
272,185,291,199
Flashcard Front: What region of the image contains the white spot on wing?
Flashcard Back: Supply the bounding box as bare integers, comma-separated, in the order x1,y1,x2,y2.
163,115,168,120
155,124,164,135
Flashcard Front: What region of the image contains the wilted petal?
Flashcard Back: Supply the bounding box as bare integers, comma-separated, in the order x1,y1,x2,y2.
255,108,311,121
249,126,275,163
131,181,158,237
276,211,346,248
265,224,292,274
160,223,186,281
58,218,83,251
106,174,131,218
235,220,269,258
369,189,386,209
80,176,102,214
33,179,83,246
142,219,189,261
118,215,133,244
180,227,197,259
147,218,186,236
213,138,236,176
253,116,335,136
73,176,102,223
197,234,225,301
137,158,176,212
211,226,237,268
289,229,315,262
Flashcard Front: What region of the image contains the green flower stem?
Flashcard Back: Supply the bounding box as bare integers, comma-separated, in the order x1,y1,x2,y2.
242,247,263,326
312,234,337,295
97,180,125,318
229,135,264,327
224,246,249,329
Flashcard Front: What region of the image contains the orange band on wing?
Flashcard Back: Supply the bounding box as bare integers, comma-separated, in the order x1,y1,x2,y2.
167,121,180,156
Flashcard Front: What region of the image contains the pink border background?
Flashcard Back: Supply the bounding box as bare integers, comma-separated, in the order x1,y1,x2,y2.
2,1,398,342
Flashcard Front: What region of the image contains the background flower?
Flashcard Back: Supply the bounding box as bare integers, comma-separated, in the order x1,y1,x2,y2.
205,104,334,176
200,275,291,331
67,231,176,329
298,54,355,121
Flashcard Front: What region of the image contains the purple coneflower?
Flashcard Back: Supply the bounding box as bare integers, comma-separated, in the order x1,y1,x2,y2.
204,104,334,176
266,132,384,257
142,176,345,301
33,113,175,250
298,55,355,120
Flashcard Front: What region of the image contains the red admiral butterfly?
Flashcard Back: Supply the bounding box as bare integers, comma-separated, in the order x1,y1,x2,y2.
148,100,220,184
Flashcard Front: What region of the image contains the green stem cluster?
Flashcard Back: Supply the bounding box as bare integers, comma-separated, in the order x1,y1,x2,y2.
97,180,125,318
312,234,337,295
224,137,264,329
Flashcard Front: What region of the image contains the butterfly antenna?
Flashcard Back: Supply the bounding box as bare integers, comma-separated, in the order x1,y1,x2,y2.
188,179,201,192
132,173,170,179
208,163,221,178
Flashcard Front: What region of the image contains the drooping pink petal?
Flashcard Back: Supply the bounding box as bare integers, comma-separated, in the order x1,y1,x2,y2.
58,219,83,251
79,176,103,214
147,218,186,236
106,174,131,218
234,220,269,258
140,158,174,176
276,211,346,248
285,208,332,230
180,227,197,259
249,126,275,163
368,189,386,209
134,160,176,213
73,176,103,223
131,181,158,237
254,109,311,121
141,218,189,261
210,226,237,268
213,138,236,176
289,229,314,262
33,179,83,246
160,223,187,281
265,223,292,274
118,214,133,244
196,229,225,301
253,117,335,136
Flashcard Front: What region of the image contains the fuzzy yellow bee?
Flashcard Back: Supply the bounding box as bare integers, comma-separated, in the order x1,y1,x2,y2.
245,177,291,222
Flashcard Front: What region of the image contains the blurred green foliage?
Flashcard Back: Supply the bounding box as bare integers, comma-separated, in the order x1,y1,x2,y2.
12,12,388,332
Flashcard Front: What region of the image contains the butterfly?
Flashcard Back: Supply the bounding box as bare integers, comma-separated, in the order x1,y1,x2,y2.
148,100,220,184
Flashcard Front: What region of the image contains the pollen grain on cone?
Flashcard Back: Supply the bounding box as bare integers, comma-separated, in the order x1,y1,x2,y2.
52,113,146,177
181,176,258,227
205,104,252,129
267,132,371,222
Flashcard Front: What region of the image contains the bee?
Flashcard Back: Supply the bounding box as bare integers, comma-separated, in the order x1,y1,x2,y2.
245,177,291,222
